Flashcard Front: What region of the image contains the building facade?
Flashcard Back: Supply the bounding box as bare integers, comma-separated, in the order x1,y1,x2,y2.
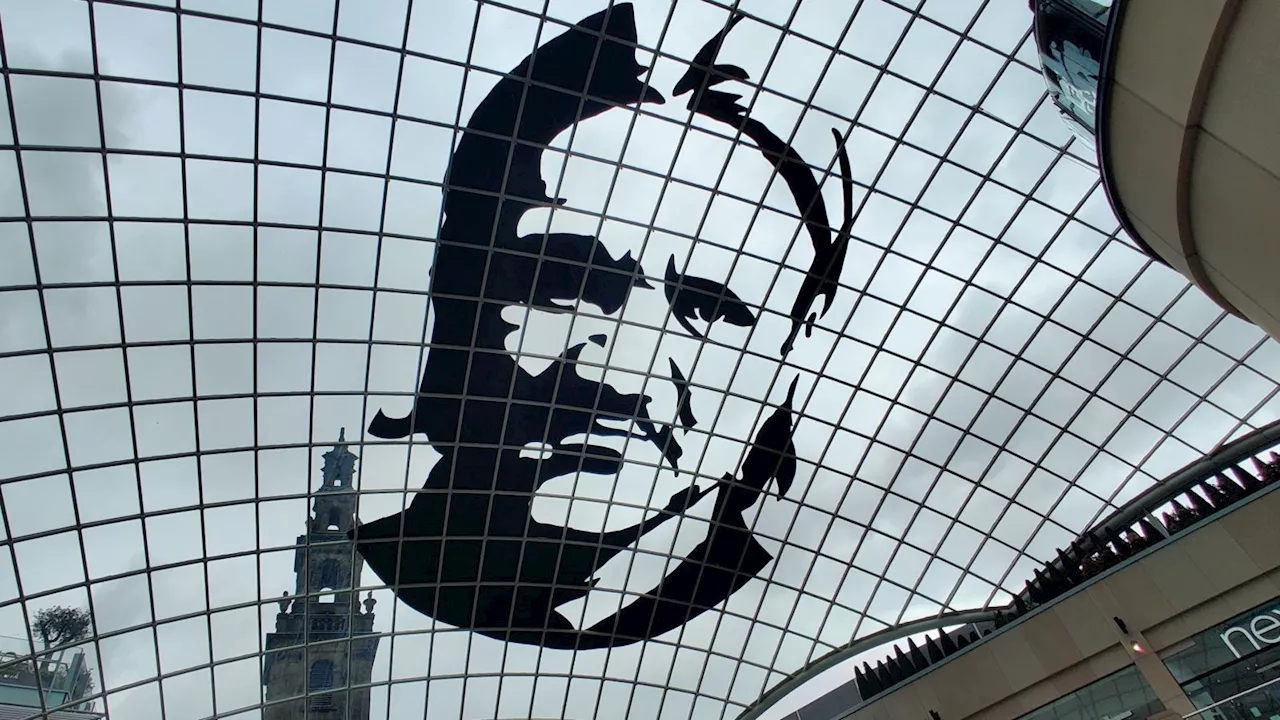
766,438,1280,720
1031,0,1280,340
0,637,99,719
262,432,380,720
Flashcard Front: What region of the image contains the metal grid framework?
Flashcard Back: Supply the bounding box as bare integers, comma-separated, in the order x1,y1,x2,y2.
0,0,1277,719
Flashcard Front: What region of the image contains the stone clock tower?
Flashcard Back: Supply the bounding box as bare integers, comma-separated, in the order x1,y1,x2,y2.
262,431,379,719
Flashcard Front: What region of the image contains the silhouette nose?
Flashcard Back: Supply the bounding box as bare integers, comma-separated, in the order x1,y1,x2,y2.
570,312,690,431
667,358,698,432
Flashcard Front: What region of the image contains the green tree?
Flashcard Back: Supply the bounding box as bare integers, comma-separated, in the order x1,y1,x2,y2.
30,606,92,650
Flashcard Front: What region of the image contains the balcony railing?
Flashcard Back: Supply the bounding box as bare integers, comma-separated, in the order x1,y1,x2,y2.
0,635,95,712
851,419,1280,702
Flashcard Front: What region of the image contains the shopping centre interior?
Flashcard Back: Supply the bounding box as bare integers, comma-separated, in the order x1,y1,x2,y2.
0,0,1278,719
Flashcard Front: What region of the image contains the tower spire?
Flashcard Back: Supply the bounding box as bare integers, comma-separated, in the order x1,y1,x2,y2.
320,429,358,490
262,428,378,719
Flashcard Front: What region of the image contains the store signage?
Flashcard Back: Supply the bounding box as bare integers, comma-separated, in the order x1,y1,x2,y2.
1220,607,1280,658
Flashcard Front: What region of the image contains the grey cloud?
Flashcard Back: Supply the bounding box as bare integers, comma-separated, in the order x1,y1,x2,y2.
3,1,1280,719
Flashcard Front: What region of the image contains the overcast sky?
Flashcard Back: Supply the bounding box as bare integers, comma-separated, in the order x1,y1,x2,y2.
0,1,1278,719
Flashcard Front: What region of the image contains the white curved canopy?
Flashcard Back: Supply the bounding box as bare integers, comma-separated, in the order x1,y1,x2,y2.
0,1,1277,719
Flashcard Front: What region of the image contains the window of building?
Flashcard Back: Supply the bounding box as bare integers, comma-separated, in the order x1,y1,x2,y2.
309,659,335,710
1031,0,1108,135
314,558,344,597
1163,596,1280,719
1018,665,1164,720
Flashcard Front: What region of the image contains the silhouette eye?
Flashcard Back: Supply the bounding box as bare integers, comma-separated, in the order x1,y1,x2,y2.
664,257,757,338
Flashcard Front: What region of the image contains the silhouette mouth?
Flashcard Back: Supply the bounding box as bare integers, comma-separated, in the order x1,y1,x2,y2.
560,415,684,475
596,417,646,436
572,420,655,453
558,438,627,462
553,434,634,477
562,435,625,449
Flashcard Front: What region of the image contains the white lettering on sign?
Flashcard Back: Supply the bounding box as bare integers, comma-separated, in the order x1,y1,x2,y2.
1255,614,1280,644
1221,609,1280,658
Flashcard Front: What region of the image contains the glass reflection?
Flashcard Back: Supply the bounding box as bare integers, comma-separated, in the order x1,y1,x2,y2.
1165,595,1280,720
1031,0,1111,143
1018,665,1163,720
1182,669,1280,720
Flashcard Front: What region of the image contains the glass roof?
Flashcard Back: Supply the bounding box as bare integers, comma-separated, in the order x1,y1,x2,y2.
0,0,1277,718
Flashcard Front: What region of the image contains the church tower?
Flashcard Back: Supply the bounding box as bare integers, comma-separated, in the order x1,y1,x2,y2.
262,430,380,719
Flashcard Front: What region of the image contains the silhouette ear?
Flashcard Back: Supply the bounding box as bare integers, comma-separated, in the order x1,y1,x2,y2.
832,127,854,235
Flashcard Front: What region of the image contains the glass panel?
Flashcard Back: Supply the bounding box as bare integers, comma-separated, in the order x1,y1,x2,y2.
3,2,1279,719
1033,0,1108,138
1019,665,1165,720
1182,665,1280,720
1164,597,1280,683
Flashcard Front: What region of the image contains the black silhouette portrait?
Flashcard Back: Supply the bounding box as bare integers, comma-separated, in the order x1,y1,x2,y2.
352,3,853,650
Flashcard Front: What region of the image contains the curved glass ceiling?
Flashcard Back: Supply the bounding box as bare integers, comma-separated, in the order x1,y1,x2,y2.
0,0,1277,719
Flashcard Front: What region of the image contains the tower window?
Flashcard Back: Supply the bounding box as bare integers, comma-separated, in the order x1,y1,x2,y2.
314,558,343,597
308,659,334,710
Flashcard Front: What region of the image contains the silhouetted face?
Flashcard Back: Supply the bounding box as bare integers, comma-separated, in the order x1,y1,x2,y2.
398,2,842,539
505,114,813,537
495,49,839,550
359,2,843,642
